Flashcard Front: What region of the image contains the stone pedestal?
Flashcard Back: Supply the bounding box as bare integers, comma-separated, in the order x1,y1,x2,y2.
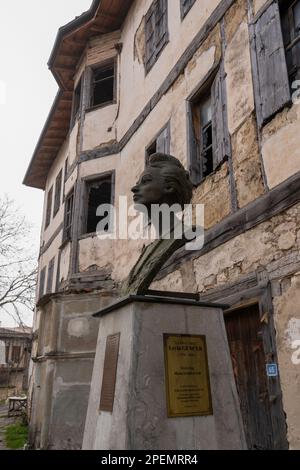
83,294,246,450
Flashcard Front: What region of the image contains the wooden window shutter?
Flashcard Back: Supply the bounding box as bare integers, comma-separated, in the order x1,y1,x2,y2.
46,258,55,294
254,2,290,126
156,124,170,154
145,0,168,72
211,69,231,170
45,186,53,229
155,0,168,50
187,102,202,186
145,5,156,66
53,170,62,217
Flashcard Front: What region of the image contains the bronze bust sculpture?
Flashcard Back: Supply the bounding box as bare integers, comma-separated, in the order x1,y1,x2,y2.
131,153,193,211
122,153,194,295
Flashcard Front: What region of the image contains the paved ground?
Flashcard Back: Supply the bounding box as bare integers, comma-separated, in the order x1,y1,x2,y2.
0,403,20,450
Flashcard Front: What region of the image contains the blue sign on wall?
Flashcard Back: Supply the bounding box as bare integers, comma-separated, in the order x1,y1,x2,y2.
266,363,278,377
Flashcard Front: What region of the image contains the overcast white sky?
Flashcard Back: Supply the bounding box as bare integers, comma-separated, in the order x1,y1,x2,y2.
0,1,92,327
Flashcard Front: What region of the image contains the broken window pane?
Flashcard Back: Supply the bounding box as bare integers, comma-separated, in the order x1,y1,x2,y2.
200,95,212,127
189,80,219,185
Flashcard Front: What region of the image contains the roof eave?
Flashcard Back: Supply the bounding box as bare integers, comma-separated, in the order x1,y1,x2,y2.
23,0,134,190
48,0,101,85
23,89,63,189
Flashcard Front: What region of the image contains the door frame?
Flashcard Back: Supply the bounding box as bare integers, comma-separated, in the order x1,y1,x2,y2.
202,280,288,449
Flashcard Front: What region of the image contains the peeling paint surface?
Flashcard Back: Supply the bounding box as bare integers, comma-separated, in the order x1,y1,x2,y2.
67,318,90,338
285,318,300,346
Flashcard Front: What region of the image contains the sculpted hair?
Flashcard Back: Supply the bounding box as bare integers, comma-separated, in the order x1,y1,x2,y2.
148,153,193,208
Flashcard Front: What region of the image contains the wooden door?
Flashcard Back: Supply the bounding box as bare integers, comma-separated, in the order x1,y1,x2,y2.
225,304,275,450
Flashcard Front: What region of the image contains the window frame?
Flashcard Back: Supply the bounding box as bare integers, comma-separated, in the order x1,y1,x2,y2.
70,76,83,129
12,346,21,364
187,63,230,186
187,72,216,185
145,0,169,74
86,58,117,112
80,171,115,238
145,121,171,165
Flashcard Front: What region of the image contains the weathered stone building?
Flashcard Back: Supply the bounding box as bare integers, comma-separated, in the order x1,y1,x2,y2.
0,326,32,400
24,0,300,449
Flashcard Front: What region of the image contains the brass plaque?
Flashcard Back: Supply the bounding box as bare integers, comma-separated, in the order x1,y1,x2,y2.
163,334,213,417
99,333,120,412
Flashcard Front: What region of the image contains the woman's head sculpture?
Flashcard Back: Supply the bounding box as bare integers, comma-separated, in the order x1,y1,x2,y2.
123,154,194,294
131,153,193,211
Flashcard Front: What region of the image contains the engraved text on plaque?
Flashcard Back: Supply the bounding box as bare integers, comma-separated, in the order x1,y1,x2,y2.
99,333,120,412
163,334,213,417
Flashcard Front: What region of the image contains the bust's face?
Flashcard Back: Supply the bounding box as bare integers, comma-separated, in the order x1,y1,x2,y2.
131,167,167,209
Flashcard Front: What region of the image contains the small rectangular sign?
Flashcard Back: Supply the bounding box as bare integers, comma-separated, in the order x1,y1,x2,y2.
163,334,213,418
99,333,120,412
266,363,278,377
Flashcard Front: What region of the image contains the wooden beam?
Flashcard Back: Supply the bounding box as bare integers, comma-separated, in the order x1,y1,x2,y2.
98,10,119,21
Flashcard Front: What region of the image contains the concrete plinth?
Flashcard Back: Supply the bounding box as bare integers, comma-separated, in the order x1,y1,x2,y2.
83,294,246,450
